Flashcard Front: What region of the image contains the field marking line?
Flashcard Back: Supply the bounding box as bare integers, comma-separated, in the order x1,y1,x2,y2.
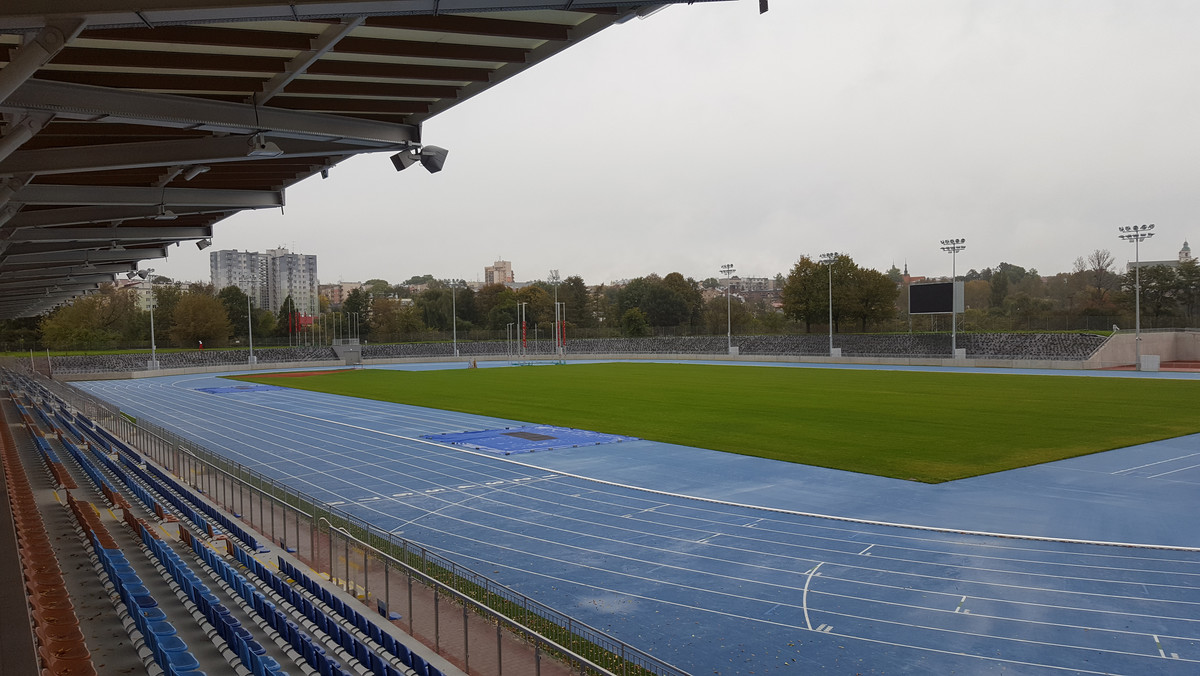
151,381,1200,553
859,544,874,555
1111,452,1200,475
803,562,824,630
1147,462,1200,479
1153,634,1165,658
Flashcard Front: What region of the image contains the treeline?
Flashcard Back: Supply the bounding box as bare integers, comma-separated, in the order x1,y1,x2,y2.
4,248,1200,352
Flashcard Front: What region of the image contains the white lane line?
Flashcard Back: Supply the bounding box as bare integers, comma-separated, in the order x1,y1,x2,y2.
328,501,344,506
1147,462,1200,479
955,596,967,613
1153,635,1166,658
802,562,824,631
392,492,411,498
1112,452,1200,475
858,544,874,556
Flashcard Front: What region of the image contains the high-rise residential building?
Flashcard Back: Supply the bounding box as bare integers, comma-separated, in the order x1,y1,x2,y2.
484,259,514,285
210,247,317,313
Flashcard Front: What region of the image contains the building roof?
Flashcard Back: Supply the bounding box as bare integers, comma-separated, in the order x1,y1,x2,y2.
0,1,730,318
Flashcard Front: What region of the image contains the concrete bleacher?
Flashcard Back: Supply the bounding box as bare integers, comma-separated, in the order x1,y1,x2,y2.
2,369,462,676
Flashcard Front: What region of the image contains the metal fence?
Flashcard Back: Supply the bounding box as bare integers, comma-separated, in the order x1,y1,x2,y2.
49,378,687,676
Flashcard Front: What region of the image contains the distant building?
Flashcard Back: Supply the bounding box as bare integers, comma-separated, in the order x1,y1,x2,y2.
211,247,317,313
484,260,514,285
1127,240,1194,272
318,281,361,307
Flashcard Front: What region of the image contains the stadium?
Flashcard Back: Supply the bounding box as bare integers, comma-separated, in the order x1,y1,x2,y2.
3,2,1200,676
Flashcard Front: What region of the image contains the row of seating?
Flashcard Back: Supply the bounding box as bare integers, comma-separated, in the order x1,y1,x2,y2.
13,377,454,676
142,457,261,551
143,524,288,676
66,491,199,676
0,406,95,676
19,415,79,490
188,529,353,676
274,557,443,676
119,453,216,536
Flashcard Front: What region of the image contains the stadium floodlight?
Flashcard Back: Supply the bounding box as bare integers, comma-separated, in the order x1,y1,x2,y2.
1117,224,1156,371
196,238,212,250
819,253,839,357
246,133,284,158
182,165,210,181
390,144,449,174
720,263,735,353
938,237,967,356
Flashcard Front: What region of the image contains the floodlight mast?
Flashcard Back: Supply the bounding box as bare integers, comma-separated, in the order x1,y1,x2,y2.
819,253,839,357
138,268,159,369
720,263,735,352
939,238,967,356
1117,224,1155,371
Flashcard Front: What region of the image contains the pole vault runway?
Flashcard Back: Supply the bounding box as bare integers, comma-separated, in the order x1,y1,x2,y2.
75,365,1200,674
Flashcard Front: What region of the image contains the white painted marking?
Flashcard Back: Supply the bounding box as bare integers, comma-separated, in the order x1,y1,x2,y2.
484,481,505,486
391,493,411,498
1147,462,1200,479
1154,635,1165,658
1171,653,1179,659
426,488,444,493
816,623,828,632
1112,451,1200,474
359,496,379,501
821,625,833,633
458,484,476,489
328,501,344,506
802,562,823,631
858,544,874,556
697,534,718,544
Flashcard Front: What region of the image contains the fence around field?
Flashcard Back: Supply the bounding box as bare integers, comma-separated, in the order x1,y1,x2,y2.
49,379,687,676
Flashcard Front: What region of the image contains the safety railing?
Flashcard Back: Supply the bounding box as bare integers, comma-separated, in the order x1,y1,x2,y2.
47,376,688,676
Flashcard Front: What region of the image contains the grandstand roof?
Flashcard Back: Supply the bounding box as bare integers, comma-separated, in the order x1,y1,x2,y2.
0,1,730,319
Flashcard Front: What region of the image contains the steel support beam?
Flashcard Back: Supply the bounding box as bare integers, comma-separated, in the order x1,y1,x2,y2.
0,135,393,176
0,19,86,103
254,17,366,104
4,225,212,243
5,206,234,229
0,262,131,280
16,184,284,208
2,246,167,264
0,2,683,31
2,79,420,145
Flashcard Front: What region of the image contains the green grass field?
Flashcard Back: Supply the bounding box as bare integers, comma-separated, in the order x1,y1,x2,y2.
231,363,1200,483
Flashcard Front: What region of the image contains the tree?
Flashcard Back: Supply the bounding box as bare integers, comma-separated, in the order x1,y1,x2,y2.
275,295,299,338
151,282,184,340
342,287,370,339
964,280,991,311
40,284,141,350
701,277,719,289
702,295,750,334
1176,258,1200,321
369,297,424,341
515,285,554,326
560,275,595,328
781,257,825,332
475,284,518,330
619,308,650,337
169,293,232,347
402,274,435,286
364,279,391,296
1125,265,1178,324
217,286,250,340
847,267,899,331
662,272,704,327
1076,249,1117,308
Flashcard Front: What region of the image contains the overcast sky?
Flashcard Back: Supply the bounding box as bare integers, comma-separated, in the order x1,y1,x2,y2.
154,0,1199,287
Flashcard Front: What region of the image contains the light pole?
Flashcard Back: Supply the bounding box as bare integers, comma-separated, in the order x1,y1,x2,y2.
720,263,735,353
819,253,839,357
517,302,529,359
449,279,462,358
1118,224,1155,371
548,270,561,355
247,294,256,365
137,269,159,369
939,238,967,356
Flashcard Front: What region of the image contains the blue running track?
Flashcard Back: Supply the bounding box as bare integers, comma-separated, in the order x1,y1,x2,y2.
76,362,1200,674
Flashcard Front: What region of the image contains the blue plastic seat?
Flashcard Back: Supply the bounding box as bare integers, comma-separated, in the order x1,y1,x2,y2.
381,633,395,655
410,653,427,675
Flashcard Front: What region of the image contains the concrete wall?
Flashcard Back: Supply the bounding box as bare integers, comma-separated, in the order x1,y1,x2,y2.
1084,331,1200,368
53,359,339,381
